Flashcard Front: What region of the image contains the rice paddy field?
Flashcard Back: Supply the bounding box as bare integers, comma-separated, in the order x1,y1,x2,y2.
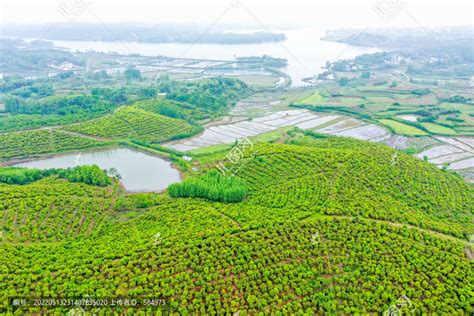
292,80,474,138
379,119,428,136
167,78,473,182
421,122,457,135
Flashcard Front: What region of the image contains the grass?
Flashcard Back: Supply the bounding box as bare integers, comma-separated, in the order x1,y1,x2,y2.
420,122,457,135
250,127,289,143
298,92,326,105
379,119,428,136
440,102,474,113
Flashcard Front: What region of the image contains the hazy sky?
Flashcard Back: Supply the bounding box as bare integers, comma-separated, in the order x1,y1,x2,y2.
1,0,473,28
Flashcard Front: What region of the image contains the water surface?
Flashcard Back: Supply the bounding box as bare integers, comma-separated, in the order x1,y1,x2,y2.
13,148,181,192
48,28,379,86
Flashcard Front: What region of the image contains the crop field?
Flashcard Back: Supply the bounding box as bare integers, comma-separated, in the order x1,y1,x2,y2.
165,110,339,151
298,92,326,104
379,119,428,136
63,107,199,143
291,81,473,139
1,35,474,315
416,144,464,159
1,136,472,314
322,123,391,141
449,157,474,170
421,122,457,135
0,129,104,162
415,136,473,176
163,96,472,181
0,177,115,242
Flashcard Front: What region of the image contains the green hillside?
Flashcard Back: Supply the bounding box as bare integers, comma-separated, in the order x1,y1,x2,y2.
0,129,105,162
63,107,201,143
0,136,472,314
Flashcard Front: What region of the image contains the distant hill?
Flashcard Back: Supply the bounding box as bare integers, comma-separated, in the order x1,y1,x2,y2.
0,23,287,44
323,26,474,61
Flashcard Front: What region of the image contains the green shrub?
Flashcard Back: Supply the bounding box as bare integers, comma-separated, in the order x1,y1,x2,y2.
58,165,111,186
0,167,53,184
168,170,248,203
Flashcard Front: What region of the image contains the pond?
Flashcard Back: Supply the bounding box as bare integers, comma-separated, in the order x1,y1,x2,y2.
12,148,181,192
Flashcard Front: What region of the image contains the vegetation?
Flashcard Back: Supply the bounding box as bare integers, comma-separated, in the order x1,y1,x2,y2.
57,165,111,187
379,119,428,136
0,177,115,243
0,30,472,314
0,129,105,161
0,137,472,314
133,98,207,121
168,170,248,203
0,167,53,184
63,107,201,143
0,87,132,133
5,94,116,116
163,77,250,114
0,165,112,186
421,122,457,135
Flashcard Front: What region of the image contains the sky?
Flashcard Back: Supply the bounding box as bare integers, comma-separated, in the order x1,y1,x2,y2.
1,0,473,29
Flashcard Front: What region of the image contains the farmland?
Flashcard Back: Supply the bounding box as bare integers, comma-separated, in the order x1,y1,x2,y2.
0,27,473,315
0,136,473,314
379,119,428,136
63,107,201,142
0,129,106,162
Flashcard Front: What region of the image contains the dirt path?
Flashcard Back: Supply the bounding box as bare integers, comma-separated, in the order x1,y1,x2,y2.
302,214,473,248
57,129,111,141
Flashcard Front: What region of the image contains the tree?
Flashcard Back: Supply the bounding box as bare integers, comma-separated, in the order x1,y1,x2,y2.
361,71,371,79
338,77,349,86
124,67,142,80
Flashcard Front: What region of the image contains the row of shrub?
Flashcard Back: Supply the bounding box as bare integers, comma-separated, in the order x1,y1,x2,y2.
0,165,111,186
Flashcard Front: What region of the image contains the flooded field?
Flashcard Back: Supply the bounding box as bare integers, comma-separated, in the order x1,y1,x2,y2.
164,98,473,181
165,109,330,151
415,136,474,174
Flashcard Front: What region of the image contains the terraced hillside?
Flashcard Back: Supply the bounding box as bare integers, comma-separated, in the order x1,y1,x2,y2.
0,177,117,242
0,129,104,162
63,107,201,143
0,136,472,314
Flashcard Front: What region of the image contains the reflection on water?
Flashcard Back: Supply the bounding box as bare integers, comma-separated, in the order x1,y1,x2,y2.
13,148,181,192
